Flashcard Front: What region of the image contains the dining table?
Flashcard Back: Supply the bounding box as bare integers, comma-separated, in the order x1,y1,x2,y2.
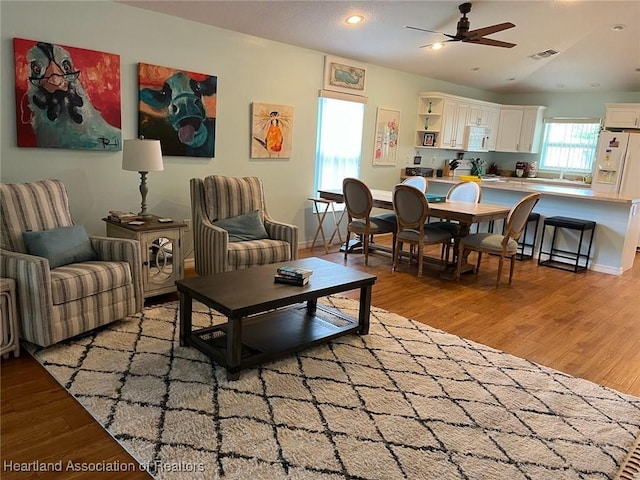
318,188,512,278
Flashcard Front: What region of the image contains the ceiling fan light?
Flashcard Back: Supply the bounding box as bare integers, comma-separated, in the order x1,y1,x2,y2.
345,15,364,25
430,43,444,50
611,24,625,32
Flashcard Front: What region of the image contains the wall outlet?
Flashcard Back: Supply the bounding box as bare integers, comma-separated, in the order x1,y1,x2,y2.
183,218,191,232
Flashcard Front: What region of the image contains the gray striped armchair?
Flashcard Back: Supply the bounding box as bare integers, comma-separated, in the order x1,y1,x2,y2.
0,179,144,347
190,175,298,275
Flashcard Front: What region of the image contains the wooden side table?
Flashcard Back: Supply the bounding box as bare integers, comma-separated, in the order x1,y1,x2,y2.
1,278,20,359
103,215,187,298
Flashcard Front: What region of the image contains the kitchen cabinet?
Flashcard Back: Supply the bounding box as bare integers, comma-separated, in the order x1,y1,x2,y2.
604,103,640,129
440,98,469,150
468,102,501,151
495,105,546,153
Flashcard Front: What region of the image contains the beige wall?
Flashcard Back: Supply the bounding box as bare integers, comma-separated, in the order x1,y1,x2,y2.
1,1,638,245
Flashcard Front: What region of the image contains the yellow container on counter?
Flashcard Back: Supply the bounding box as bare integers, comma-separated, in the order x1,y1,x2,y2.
459,175,481,182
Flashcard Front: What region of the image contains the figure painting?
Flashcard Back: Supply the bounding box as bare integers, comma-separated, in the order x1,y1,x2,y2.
138,63,217,158
251,103,293,158
13,38,121,151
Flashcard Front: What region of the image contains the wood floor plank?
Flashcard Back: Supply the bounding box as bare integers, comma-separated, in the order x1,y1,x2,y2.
1,243,639,479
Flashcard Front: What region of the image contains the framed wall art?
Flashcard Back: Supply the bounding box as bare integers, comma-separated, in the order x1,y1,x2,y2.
373,107,400,166
251,102,293,158
138,63,217,158
13,37,121,151
422,132,436,147
323,56,367,96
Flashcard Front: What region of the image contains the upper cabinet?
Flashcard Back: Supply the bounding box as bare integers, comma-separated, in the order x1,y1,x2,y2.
604,103,640,129
415,92,501,151
495,105,546,153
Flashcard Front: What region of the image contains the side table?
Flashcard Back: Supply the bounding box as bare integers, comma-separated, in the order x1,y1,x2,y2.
308,197,345,253
1,278,20,359
103,215,187,298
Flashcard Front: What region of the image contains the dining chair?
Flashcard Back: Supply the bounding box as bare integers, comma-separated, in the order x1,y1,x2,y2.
374,176,428,231
429,180,482,261
342,177,396,266
392,184,453,278
456,192,541,287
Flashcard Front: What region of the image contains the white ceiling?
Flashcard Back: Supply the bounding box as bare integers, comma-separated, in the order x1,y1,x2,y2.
120,0,640,94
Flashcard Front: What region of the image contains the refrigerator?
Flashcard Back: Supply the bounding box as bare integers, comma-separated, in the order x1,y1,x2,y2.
591,130,640,248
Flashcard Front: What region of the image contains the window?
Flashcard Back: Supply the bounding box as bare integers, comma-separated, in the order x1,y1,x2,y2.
314,96,365,194
539,119,601,173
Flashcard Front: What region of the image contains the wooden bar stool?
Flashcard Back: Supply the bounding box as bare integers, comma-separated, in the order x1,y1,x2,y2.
308,197,345,253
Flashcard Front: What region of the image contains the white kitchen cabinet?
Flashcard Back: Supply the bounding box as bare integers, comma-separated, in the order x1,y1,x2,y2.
604,103,640,129
468,102,501,151
440,99,469,150
485,106,501,151
495,105,546,153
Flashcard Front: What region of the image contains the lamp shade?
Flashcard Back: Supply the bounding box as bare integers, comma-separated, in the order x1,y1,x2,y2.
122,139,164,172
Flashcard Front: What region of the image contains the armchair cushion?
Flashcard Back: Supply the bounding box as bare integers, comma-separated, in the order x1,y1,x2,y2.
50,261,133,304
213,210,269,242
23,225,98,268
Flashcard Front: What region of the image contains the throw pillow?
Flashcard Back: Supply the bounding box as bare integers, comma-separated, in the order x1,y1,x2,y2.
213,210,269,242
23,225,98,269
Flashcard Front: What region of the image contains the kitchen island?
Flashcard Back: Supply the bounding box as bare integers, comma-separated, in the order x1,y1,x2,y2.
427,178,640,275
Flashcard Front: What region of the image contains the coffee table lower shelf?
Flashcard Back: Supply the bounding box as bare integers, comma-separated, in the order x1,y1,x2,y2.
184,303,360,379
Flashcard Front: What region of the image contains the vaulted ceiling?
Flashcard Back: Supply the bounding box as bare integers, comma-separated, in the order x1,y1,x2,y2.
121,0,640,94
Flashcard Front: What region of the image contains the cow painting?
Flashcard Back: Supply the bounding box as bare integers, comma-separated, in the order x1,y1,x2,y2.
13,38,122,150
138,63,217,158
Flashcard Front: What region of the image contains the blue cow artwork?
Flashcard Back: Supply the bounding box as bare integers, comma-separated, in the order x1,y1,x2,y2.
13,38,122,151
138,63,217,158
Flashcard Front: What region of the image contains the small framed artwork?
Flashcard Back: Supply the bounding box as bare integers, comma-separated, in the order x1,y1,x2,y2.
423,132,436,147
373,107,400,166
251,102,293,158
323,56,367,96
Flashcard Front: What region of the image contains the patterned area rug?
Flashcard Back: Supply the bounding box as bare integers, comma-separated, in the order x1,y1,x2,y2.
28,297,640,480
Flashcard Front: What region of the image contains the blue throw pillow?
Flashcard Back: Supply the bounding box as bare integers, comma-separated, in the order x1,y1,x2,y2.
23,225,98,269
213,210,269,242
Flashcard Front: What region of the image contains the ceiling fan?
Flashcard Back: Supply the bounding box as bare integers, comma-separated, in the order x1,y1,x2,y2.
405,2,516,49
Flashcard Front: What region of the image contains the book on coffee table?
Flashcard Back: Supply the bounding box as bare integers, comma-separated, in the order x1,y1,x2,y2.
276,266,313,280
274,273,309,286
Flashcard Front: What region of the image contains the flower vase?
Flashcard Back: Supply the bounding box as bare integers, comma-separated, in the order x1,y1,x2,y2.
427,101,432,114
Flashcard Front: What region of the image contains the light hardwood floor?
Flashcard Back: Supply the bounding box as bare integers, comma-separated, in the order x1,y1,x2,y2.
2,241,639,479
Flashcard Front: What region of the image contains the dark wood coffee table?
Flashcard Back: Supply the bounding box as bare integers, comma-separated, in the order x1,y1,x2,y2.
176,257,377,380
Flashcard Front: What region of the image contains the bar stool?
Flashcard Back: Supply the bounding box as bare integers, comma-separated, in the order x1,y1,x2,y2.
502,212,541,260
308,197,345,253
538,216,596,273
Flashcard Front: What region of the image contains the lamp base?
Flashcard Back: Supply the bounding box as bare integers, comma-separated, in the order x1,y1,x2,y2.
139,212,154,221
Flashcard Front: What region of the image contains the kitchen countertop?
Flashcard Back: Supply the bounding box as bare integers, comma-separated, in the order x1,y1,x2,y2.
429,177,640,204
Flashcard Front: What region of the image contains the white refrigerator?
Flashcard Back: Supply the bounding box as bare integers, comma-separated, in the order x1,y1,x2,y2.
591,130,640,248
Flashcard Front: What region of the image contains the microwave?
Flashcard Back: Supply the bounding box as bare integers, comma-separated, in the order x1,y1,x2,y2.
463,126,490,152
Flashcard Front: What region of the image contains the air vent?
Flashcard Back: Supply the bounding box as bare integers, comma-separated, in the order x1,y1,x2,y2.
529,49,559,60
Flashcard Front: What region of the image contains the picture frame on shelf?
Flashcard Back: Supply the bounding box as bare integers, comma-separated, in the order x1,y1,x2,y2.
422,132,436,147
323,56,367,96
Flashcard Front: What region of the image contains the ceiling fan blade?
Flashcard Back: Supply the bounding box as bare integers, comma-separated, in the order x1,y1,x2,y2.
405,25,457,40
418,39,458,49
464,22,515,39
464,37,517,48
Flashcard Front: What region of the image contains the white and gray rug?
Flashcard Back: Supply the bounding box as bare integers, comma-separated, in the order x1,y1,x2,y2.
28,297,640,480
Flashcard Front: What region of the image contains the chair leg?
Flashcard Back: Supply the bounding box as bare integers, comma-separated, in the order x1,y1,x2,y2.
363,234,369,266
392,237,400,272
509,255,515,284
456,246,464,282
475,252,482,275
344,231,350,261
417,242,424,278
497,256,505,287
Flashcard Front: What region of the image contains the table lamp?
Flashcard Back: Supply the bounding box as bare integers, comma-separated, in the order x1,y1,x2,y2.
122,138,164,220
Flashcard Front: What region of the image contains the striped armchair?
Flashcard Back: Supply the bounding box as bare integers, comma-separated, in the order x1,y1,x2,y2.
0,180,143,347
190,175,298,275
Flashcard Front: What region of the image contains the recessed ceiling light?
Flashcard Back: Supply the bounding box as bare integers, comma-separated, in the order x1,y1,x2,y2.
556,83,565,88
430,43,444,50
591,83,601,88
471,67,480,71
507,78,516,81
345,15,364,25
611,24,625,31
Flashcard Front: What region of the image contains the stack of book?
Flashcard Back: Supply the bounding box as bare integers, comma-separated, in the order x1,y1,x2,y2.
274,266,313,286
107,210,140,223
